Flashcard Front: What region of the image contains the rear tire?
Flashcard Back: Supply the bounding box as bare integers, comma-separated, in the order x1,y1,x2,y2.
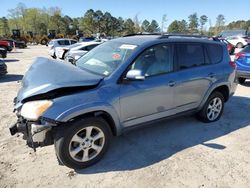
197,91,224,123
54,117,112,169
238,77,246,84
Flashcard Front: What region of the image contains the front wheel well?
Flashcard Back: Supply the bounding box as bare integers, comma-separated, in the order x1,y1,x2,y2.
68,111,117,136
212,85,229,102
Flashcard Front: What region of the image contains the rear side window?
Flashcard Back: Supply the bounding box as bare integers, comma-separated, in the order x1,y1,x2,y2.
206,44,223,64
242,45,250,53
176,43,205,70
71,40,77,44
58,40,70,45
81,44,99,51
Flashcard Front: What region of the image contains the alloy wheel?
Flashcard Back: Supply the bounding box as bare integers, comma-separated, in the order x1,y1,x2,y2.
68,126,105,162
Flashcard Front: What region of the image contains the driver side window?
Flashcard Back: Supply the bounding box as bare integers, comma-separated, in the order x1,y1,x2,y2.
130,44,173,77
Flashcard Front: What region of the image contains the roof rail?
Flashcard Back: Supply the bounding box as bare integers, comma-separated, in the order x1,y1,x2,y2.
123,32,161,37
159,33,220,41
122,32,220,41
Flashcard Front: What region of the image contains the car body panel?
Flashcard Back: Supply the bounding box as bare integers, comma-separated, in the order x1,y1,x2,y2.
16,57,103,102
14,36,237,139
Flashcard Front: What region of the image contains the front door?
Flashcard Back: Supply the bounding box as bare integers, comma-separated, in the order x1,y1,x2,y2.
119,43,176,127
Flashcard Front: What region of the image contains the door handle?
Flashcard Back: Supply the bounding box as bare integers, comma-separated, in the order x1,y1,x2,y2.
168,81,176,87
208,73,216,78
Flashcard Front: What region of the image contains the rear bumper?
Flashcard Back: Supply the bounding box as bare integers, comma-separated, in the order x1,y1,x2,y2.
237,70,250,79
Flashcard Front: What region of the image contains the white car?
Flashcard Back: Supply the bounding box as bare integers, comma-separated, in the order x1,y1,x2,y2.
55,42,84,60
64,41,102,64
226,36,249,48
48,39,77,59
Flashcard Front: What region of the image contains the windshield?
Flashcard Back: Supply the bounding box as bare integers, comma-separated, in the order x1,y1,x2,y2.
76,41,137,76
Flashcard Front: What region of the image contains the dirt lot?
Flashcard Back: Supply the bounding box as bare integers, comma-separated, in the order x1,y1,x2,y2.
0,46,250,188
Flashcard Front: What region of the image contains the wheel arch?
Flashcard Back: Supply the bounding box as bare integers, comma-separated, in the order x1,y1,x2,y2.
199,84,230,110
68,110,118,136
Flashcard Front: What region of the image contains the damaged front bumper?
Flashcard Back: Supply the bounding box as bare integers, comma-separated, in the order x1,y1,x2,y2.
9,116,55,151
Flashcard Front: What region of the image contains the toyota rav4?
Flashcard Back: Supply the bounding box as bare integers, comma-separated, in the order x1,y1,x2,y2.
10,34,237,169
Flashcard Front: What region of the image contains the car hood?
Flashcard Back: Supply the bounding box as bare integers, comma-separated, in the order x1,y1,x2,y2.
17,57,103,102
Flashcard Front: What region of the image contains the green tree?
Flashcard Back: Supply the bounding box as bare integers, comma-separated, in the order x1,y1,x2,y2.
188,13,199,33
199,15,208,34
148,20,160,32
123,18,135,35
0,17,10,36
141,19,150,32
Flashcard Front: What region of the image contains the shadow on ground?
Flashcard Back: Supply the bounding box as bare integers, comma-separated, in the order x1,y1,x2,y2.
9,51,23,54
0,74,23,83
4,59,20,63
76,96,250,174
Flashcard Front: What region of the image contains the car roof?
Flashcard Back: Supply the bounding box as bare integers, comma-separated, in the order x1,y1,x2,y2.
111,35,222,46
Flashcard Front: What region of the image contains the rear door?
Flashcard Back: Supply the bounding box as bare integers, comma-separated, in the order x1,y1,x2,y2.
173,43,216,112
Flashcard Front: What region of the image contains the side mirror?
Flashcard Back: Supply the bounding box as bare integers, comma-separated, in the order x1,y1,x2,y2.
125,69,145,81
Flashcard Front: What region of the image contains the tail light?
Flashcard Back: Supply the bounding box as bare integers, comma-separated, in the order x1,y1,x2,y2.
229,61,236,69
235,52,245,60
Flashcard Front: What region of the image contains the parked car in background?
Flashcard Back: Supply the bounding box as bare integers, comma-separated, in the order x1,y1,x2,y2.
0,40,12,51
219,38,235,54
235,45,250,84
219,29,249,38
10,34,237,169
3,39,27,49
79,37,96,42
48,39,77,59
0,48,7,58
226,36,249,48
64,41,102,64
0,60,7,76
55,42,85,60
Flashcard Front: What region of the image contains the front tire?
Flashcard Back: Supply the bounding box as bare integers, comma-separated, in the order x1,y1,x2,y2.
197,91,224,123
238,77,246,84
54,117,112,169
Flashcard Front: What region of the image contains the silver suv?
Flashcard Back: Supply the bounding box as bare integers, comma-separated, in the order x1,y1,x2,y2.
10,34,237,169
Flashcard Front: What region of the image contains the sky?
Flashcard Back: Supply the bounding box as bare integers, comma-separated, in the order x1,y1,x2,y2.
1,0,250,28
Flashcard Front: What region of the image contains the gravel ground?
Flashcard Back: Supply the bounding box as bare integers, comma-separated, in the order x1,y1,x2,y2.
0,46,250,188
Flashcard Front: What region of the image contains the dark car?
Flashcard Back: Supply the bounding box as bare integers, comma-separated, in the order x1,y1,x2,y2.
0,60,7,76
3,39,27,49
235,45,250,84
0,48,7,58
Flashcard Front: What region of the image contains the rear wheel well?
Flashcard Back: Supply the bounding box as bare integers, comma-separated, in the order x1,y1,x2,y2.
68,111,117,136
212,85,229,102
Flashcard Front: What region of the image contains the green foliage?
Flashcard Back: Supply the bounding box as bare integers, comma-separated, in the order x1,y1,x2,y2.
168,20,188,33
188,13,199,33
1,4,249,38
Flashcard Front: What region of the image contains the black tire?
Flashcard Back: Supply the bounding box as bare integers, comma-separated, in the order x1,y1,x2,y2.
40,39,48,45
197,91,224,123
54,117,112,169
0,46,7,51
238,77,246,84
236,42,243,48
52,53,56,59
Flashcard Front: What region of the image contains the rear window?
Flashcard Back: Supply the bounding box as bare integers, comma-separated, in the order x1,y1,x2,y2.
70,40,77,44
206,44,223,64
58,40,70,45
81,44,99,51
242,45,250,53
176,43,205,70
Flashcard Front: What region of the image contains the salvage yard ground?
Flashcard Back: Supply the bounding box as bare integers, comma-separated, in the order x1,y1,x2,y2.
0,46,250,188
